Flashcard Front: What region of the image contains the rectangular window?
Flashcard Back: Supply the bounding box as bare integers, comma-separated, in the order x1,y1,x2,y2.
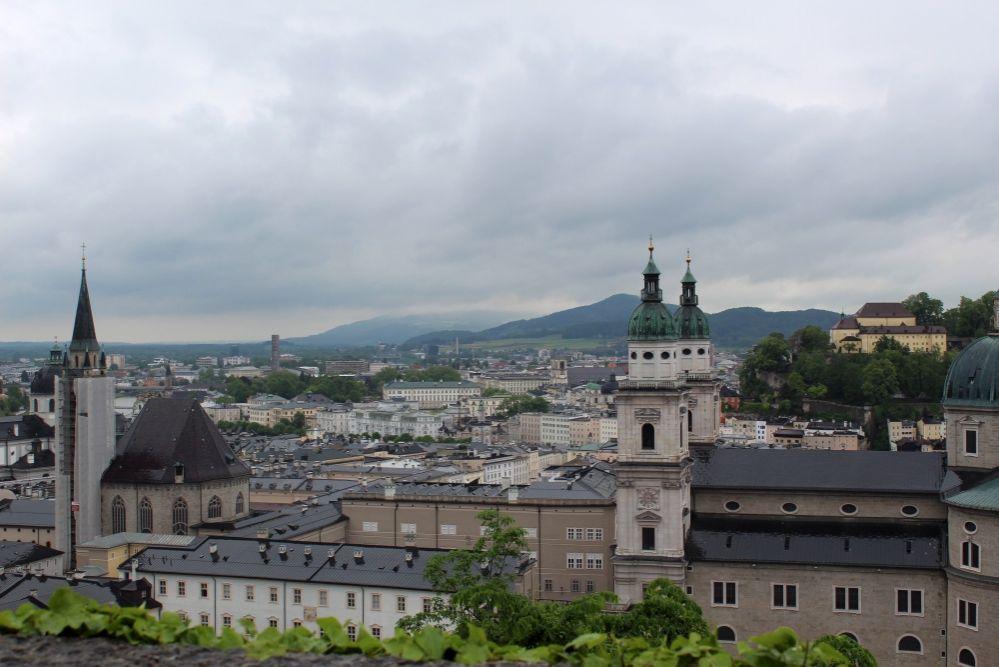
200,583,209,599
371,626,381,639
346,592,356,608
371,593,381,611
159,580,167,596
268,618,278,628
396,596,406,612
292,588,302,605
965,430,978,456
269,587,279,603
177,581,186,597
896,589,923,616
571,579,580,593
346,625,357,641
586,553,603,570
544,579,553,592
566,527,584,540
400,523,417,535
712,581,737,607
245,585,254,601
222,583,231,600
362,521,378,532
958,599,979,630
318,590,328,607
200,613,210,627
525,527,537,538
962,541,981,570
422,598,433,613
567,553,584,569
834,586,861,612
586,580,595,593
585,528,604,541
641,527,655,551
440,524,457,535
222,615,232,628
772,584,798,610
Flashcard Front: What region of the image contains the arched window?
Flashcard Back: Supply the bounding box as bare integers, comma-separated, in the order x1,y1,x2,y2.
959,648,977,666
716,626,736,643
641,423,655,450
111,496,126,533
235,492,245,515
172,497,189,535
139,497,153,533
687,408,693,433
48,399,55,412
839,632,858,643
897,635,922,653
207,495,222,519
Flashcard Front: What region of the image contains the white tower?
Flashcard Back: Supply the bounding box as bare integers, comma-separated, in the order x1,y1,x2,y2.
673,253,721,446
54,253,117,571
613,240,692,602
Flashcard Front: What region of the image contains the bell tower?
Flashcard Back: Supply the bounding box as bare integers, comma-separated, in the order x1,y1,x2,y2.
613,240,692,602
54,249,117,570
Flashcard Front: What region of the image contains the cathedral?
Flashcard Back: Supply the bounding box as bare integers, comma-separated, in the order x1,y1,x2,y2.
47,259,250,570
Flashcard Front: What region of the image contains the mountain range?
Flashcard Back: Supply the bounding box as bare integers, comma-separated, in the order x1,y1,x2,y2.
290,294,840,350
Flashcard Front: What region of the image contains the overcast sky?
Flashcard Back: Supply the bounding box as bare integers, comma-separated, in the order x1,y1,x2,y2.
3,2,999,342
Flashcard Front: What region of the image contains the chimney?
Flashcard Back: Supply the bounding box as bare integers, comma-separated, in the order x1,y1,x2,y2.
508,485,519,503
384,481,396,499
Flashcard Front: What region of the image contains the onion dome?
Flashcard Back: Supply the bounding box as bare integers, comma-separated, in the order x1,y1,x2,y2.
673,252,710,339
627,238,677,341
943,301,999,407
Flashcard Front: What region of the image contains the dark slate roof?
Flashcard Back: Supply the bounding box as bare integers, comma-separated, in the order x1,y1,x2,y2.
29,366,58,394
354,481,509,498
126,537,529,590
0,414,54,442
69,268,99,352
943,334,999,408
0,575,118,612
832,316,859,330
0,499,55,528
686,518,941,569
0,541,62,568
691,448,945,493
566,367,618,386
229,502,344,539
855,302,914,319
102,398,251,484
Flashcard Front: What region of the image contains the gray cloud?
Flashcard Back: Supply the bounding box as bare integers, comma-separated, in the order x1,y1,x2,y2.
3,1,999,341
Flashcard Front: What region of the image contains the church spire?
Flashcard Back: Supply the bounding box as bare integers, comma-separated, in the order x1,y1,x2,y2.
69,248,99,352
680,251,698,306
641,237,663,303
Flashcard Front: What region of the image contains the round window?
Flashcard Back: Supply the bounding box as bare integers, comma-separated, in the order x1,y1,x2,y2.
781,502,798,514
724,500,741,512
682,348,692,355
697,348,706,355
901,505,919,517
642,351,654,360
660,351,669,359
840,503,858,515
964,521,978,534
630,352,637,359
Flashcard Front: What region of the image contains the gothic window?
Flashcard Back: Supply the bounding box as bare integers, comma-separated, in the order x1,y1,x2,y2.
139,497,153,532
207,495,222,519
235,492,245,515
641,423,655,450
111,496,126,533
172,497,189,535
687,408,693,432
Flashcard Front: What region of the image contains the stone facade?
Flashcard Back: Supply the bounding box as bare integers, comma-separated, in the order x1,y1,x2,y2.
101,477,250,535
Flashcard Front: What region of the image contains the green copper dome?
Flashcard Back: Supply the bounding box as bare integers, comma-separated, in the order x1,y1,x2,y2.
943,334,999,407
629,301,676,340
627,242,677,341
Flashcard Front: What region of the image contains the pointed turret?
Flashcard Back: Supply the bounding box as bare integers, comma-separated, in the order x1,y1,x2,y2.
69,253,99,355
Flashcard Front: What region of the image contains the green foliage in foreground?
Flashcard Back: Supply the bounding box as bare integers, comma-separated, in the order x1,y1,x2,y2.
0,587,861,665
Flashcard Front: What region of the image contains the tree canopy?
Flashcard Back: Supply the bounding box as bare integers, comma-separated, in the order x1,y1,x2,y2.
498,394,550,417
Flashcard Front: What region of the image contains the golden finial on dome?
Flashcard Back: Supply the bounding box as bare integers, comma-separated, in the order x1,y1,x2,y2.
686,248,691,267
648,235,654,259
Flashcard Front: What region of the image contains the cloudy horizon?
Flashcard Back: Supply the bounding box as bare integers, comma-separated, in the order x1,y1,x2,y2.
4,2,999,343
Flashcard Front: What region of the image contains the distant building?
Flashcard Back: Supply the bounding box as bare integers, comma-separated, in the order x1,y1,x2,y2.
325,360,370,375
831,303,946,354
383,380,481,408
